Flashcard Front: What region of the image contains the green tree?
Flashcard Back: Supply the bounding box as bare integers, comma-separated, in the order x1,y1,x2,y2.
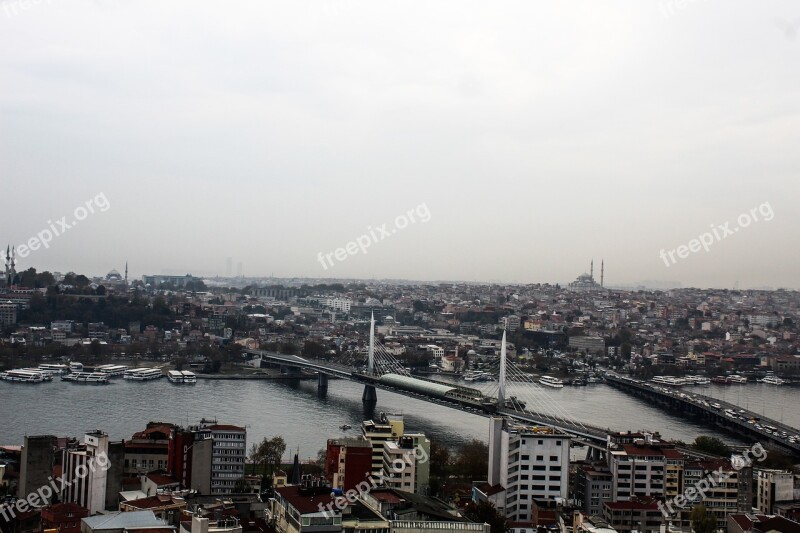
690,505,717,533
454,440,488,481
693,436,730,457
463,501,508,533
429,440,450,478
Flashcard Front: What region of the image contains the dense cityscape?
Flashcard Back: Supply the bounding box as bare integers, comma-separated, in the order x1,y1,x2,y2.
1,253,799,533
2,3,798,533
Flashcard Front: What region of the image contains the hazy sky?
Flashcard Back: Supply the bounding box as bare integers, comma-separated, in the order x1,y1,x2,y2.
1,1,798,289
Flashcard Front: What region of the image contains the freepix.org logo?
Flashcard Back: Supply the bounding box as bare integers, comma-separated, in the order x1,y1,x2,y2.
316,203,431,271
17,192,111,258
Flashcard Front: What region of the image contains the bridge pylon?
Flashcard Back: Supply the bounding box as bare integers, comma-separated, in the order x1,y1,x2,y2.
497,330,507,408
363,312,377,404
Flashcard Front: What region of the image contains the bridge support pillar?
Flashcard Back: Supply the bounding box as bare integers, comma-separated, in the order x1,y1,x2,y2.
585,447,606,462
318,373,328,391
362,384,377,403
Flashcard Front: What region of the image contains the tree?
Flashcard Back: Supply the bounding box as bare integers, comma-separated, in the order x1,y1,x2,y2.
454,440,488,481
463,501,508,533
249,436,287,486
693,436,730,457
429,440,450,478
690,505,717,533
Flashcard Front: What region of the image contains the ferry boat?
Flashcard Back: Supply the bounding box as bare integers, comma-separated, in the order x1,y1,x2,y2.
69,362,84,373
181,371,196,384
759,374,786,385
463,371,493,382
38,363,69,375
167,370,184,383
729,375,748,384
123,368,163,381
62,372,109,384
539,375,564,388
20,368,53,381
651,376,686,387
1,369,46,383
711,376,732,385
684,376,711,385
95,364,128,377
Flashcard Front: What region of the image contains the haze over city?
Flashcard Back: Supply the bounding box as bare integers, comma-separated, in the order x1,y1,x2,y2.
1,1,799,288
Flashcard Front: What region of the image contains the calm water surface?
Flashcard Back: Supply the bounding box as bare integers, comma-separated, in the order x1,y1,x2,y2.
0,378,796,454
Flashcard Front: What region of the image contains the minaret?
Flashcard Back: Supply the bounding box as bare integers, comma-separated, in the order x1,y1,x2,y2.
590,259,594,281
601,260,604,288
125,261,128,284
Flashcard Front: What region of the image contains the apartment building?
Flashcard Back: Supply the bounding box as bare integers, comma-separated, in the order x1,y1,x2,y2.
487,417,571,523
757,469,795,514
361,414,404,478
608,440,683,501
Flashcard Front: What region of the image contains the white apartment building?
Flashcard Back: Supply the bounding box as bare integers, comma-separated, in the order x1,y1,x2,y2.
362,414,404,478
487,418,571,523
324,298,352,313
382,438,417,493
61,431,111,514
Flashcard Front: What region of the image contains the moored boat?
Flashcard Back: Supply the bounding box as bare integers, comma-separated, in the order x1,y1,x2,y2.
539,375,564,388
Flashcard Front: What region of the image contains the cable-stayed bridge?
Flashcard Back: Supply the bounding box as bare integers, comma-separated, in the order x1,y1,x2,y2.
245,316,612,448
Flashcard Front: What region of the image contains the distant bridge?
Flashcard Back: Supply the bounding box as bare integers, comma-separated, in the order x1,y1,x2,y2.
606,375,800,457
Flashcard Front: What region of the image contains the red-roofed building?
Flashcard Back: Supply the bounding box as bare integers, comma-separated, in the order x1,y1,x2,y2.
119,494,187,525
602,498,664,533
124,423,175,475
41,503,89,533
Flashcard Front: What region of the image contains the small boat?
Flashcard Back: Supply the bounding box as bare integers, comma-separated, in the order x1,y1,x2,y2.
539,375,564,388
729,375,748,384
339,424,352,430
711,376,732,385
759,373,785,385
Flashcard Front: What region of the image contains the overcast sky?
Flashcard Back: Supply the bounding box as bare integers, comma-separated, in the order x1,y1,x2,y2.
1,0,798,289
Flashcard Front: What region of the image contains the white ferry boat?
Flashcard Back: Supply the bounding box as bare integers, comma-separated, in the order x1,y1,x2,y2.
539,375,564,388
684,376,711,385
38,363,69,375
123,368,163,381
760,373,785,385
21,368,54,381
95,364,128,377
62,372,109,384
69,362,84,373
729,375,748,384
1,369,46,383
651,376,686,387
168,370,198,384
